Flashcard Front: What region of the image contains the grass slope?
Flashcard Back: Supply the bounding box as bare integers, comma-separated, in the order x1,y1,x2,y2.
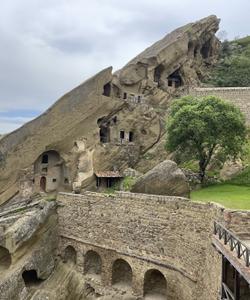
191,184,250,209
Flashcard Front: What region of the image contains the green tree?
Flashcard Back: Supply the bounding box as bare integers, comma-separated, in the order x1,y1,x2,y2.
165,96,247,183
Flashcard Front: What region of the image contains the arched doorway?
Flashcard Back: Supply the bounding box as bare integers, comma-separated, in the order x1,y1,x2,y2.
0,246,11,271
63,245,77,265
112,259,132,288
40,176,46,192
144,269,167,299
84,250,102,277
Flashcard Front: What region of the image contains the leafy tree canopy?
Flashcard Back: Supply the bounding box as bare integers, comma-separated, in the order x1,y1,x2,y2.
166,96,247,182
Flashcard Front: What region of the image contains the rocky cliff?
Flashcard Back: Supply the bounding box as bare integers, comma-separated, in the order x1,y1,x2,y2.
0,15,220,204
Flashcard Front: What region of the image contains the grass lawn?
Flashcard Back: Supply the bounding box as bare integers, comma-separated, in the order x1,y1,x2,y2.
191,184,250,210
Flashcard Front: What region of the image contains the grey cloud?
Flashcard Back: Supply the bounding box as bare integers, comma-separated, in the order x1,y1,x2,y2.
0,0,249,133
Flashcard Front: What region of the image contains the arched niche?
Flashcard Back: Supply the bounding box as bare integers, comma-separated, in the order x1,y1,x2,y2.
84,250,102,277
63,245,77,265
112,259,132,287
144,269,167,299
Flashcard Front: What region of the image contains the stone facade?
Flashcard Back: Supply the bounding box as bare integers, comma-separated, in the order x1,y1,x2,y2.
190,87,250,124
57,191,224,300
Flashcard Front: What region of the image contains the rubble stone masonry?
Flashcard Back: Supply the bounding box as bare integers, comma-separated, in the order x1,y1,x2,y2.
57,192,225,300
190,87,250,124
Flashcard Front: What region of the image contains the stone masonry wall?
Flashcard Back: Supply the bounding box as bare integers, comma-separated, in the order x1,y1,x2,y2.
57,191,224,300
190,87,250,124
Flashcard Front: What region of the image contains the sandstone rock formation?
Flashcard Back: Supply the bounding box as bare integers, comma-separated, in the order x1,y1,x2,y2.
0,15,220,204
131,160,190,197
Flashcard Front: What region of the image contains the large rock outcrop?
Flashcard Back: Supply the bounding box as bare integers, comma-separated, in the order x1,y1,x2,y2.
131,160,190,197
0,16,220,204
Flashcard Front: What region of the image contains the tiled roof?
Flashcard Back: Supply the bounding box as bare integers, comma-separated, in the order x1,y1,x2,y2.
95,171,123,178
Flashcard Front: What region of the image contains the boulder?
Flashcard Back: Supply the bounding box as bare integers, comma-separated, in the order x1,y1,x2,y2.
220,159,244,180
131,160,190,198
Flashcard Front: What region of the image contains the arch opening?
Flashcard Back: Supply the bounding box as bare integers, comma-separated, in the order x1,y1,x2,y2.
63,245,77,265
0,246,11,271
144,269,167,299
84,250,102,277
112,259,132,288
22,270,43,287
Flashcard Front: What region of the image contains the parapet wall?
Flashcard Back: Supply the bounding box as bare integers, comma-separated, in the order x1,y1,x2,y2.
57,191,224,300
190,87,250,124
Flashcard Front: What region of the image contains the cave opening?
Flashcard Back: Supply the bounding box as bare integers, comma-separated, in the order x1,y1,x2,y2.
168,70,182,88
22,270,43,287
103,82,111,97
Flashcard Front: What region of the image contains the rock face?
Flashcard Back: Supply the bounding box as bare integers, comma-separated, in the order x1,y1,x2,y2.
0,15,220,204
131,160,190,197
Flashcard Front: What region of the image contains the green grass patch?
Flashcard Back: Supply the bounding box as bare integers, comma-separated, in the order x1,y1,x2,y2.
122,176,136,191
191,184,250,209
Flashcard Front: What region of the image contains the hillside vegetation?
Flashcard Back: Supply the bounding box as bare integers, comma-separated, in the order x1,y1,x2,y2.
205,36,250,87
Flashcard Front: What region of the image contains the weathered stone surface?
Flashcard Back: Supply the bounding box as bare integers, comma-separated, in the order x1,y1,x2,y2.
131,160,190,197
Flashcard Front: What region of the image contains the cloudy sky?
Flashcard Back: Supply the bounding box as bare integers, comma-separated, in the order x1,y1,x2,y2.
0,0,249,133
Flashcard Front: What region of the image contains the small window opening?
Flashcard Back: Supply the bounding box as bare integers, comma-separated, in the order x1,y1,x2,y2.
129,132,134,142
64,178,69,184
138,95,141,103
42,154,48,164
113,116,117,124
120,131,125,140
52,178,57,182
103,83,111,97
123,92,127,100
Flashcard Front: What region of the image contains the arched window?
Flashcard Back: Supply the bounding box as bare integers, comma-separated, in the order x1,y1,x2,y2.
84,250,102,276
0,246,11,271
64,245,77,265
112,259,132,287
144,269,167,298
42,154,48,164
22,270,43,287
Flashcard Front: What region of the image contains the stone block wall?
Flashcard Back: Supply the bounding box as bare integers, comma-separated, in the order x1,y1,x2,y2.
57,191,224,299
190,87,250,124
